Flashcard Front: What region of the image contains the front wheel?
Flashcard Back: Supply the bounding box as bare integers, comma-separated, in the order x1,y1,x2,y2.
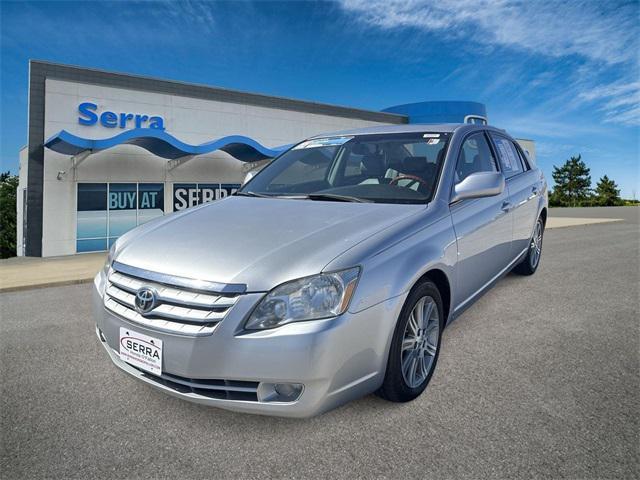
376,281,444,402
514,216,545,275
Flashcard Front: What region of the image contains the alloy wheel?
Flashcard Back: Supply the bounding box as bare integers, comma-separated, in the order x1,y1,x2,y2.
530,220,543,268
401,295,440,389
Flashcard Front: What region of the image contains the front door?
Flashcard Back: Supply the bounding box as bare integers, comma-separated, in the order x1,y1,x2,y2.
450,132,513,311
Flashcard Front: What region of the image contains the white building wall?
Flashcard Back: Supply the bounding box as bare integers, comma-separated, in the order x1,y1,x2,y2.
16,147,28,256
42,79,393,257
516,139,537,164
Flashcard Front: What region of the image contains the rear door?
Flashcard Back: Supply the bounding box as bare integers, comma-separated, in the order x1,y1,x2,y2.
450,131,513,309
489,133,540,256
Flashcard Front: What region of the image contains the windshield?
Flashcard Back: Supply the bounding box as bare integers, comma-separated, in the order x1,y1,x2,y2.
239,132,450,204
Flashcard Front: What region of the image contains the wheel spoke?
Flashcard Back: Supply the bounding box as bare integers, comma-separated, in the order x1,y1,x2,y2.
402,337,416,351
408,312,419,336
407,356,418,386
402,350,416,378
424,340,437,356
421,355,433,377
423,300,435,327
414,298,425,329
413,353,423,384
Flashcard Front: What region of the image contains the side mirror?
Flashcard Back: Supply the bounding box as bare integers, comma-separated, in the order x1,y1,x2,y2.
451,171,505,204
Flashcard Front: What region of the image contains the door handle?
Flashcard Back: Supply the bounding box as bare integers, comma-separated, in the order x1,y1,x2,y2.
528,186,538,200
501,201,513,212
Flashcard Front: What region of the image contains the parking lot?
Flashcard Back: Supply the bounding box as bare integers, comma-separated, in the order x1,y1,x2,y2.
1,208,638,479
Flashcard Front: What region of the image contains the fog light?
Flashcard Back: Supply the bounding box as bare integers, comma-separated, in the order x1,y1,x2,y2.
274,383,303,401
257,382,304,402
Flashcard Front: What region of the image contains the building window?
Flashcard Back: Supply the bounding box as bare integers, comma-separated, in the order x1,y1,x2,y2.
76,183,164,253
77,183,108,253
138,183,165,224
172,183,240,211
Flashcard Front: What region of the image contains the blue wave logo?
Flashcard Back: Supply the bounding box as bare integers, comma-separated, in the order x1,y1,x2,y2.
44,128,293,162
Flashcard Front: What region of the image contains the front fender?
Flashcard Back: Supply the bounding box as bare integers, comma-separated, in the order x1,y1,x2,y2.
327,213,457,317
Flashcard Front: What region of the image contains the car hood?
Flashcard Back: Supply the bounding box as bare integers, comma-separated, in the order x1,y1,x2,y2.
114,196,424,291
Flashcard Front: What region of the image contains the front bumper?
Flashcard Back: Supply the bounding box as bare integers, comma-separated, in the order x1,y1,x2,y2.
93,271,407,417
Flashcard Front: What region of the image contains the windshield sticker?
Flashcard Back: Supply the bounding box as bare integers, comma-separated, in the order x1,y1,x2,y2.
293,136,354,150
426,138,440,145
422,133,441,138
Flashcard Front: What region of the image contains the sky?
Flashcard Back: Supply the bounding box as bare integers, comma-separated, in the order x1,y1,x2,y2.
1,0,639,197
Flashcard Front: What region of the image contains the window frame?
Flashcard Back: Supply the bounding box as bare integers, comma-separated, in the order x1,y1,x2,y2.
454,130,500,178
488,132,528,179
449,130,503,205
513,142,532,171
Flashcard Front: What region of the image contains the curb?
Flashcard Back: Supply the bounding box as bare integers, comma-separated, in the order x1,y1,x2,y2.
546,218,623,230
0,277,94,294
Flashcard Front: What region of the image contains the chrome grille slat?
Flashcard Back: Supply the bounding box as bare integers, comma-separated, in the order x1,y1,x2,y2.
109,271,238,309
104,298,215,336
105,286,226,323
104,265,243,336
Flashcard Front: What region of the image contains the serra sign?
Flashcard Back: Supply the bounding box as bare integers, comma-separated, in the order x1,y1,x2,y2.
78,102,165,130
173,184,240,211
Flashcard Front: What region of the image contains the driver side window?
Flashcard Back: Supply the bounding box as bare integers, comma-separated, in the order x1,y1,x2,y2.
455,133,497,183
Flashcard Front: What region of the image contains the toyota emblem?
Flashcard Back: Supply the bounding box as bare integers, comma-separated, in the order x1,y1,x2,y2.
134,287,157,314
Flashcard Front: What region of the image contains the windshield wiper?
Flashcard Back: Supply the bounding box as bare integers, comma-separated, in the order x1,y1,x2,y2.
233,191,272,198
305,193,372,203
235,191,371,202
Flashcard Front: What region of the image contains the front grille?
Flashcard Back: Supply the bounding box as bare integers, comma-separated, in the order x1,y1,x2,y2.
104,264,243,336
132,366,259,402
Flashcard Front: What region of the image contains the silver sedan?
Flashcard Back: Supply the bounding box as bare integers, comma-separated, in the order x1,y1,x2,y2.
93,123,547,417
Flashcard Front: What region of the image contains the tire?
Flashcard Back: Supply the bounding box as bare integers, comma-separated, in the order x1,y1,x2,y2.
513,216,545,276
377,280,444,402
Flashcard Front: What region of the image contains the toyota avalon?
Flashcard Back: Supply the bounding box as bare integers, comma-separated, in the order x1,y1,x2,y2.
93,123,547,417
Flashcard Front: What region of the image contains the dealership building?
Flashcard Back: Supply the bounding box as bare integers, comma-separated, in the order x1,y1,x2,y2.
17,60,534,257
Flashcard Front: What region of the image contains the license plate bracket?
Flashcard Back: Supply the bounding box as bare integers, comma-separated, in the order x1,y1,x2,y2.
119,327,163,376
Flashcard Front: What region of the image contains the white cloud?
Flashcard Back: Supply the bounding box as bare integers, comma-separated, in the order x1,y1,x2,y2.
338,0,638,65
577,80,640,126
339,0,640,127
604,104,640,127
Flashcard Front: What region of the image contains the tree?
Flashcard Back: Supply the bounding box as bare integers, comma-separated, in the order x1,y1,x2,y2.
0,171,19,258
595,175,623,206
550,155,592,207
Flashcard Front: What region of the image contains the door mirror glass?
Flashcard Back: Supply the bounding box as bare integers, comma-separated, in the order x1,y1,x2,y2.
451,171,505,203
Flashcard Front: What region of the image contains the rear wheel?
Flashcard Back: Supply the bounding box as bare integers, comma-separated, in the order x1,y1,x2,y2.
377,281,443,402
514,216,544,275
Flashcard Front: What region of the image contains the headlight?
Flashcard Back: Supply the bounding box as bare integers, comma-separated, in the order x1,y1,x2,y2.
245,267,360,330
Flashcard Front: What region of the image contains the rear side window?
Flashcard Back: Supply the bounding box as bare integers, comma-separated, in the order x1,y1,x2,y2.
490,134,524,178
455,132,497,183
514,144,531,171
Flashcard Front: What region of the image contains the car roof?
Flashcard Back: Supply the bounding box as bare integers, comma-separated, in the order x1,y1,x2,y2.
308,123,503,139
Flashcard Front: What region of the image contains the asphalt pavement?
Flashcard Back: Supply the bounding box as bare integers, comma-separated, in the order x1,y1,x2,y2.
1,211,638,479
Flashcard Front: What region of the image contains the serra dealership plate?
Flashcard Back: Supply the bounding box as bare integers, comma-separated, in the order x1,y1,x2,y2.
119,327,163,376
